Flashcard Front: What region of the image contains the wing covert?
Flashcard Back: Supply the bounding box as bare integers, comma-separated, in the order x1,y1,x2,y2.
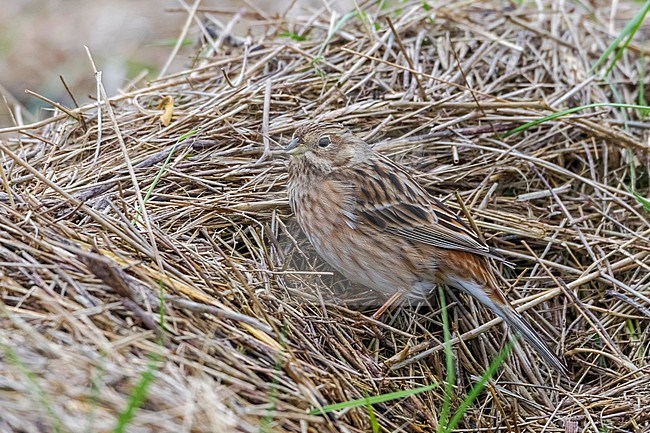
350,157,497,259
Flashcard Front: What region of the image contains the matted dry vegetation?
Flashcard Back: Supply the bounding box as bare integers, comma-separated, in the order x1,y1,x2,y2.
1,1,649,432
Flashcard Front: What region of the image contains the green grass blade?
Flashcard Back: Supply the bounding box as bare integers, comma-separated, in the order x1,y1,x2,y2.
157,279,166,331
605,80,630,130
437,287,454,432
141,146,176,205
639,57,649,118
147,38,193,48
365,395,380,433
112,353,161,433
590,0,650,75
605,32,635,77
278,31,306,42
445,339,516,432
133,130,198,225
604,11,648,77
143,129,198,205
112,277,167,432
632,191,650,212
504,103,650,137
316,11,357,58
261,333,286,433
309,383,438,415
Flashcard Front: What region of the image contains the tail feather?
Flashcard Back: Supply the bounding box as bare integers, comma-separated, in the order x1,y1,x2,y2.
447,275,568,376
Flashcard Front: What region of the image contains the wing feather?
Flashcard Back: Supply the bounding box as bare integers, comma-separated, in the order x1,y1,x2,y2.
347,156,501,260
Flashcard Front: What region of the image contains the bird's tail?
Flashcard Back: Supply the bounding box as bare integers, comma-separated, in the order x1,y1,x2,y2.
445,271,568,376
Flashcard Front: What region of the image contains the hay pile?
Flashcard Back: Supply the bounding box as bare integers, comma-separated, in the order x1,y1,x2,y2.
1,1,649,431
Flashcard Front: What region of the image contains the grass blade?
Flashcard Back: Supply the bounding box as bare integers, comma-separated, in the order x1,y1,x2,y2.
437,287,454,432
445,339,516,432
315,11,357,59
639,57,649,118
133,129,198,225
144,129,198,205
365,395,380,433
632,191,650,212
112,279,167,432
590,0,650,75
261,331,287,433
504,103,650,137
309,383,438,415
112,353,161,433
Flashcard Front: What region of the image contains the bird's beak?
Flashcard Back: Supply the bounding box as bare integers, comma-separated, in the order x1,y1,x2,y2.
285,138,306,156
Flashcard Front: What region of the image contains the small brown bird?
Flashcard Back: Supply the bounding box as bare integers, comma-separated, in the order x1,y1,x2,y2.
286,122,567,375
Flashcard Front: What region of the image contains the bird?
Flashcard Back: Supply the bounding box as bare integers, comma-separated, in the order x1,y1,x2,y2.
285,121,567,375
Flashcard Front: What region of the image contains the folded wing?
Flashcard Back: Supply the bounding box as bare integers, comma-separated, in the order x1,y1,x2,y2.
350,157,501,261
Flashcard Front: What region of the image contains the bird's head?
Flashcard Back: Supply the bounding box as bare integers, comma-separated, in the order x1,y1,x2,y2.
285,122,370,171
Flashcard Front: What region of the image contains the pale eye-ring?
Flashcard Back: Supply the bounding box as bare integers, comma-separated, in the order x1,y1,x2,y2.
318,135,331,148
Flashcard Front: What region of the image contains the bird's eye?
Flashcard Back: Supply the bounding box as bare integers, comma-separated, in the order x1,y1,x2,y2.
318,136,331,148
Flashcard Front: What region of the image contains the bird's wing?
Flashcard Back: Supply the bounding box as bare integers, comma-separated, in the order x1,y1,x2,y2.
348,157,499,259
360,200,493,257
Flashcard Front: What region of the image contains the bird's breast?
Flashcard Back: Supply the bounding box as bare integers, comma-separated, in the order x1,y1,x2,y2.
288,177,426,295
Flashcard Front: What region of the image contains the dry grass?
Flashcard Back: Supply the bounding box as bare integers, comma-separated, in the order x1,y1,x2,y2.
1,1,649,432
